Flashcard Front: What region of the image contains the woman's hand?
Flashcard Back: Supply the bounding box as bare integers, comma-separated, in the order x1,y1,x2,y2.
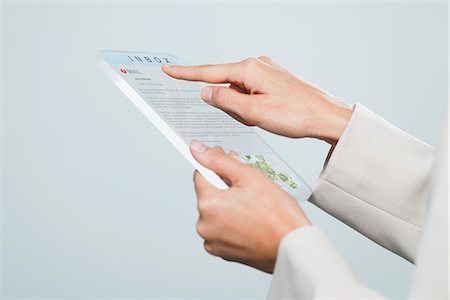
189,141,310,273
163,57,353,144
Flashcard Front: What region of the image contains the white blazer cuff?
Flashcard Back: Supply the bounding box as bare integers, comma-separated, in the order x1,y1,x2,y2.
309,103,434,262
267,226,383,299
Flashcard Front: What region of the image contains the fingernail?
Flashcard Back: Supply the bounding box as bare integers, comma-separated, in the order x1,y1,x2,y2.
201,87,213,103
162,64,172,69
190,140,208,154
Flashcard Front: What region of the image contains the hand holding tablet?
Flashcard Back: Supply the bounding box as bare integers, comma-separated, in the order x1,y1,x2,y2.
98,50,312,201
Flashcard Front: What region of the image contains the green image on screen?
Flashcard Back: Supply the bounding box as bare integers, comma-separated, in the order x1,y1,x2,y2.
241,154,298,189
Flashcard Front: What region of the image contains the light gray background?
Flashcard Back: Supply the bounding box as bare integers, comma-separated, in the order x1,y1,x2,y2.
1,1,447,298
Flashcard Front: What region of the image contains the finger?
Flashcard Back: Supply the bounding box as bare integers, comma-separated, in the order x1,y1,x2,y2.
201,86,259,125
162,63,244,84
190,141,249,185
228,150,239,159
193,170,218,199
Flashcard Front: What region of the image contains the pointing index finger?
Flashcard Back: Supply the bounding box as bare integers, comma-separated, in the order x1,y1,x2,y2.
162,63,243,84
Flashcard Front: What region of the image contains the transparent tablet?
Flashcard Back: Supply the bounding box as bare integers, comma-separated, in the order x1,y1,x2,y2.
98,50,311,201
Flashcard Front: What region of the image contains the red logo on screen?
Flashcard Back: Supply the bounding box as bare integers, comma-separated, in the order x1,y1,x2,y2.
120,68,127,74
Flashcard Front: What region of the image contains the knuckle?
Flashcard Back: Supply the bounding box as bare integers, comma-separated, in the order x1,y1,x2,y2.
214,153,227,165
203,242,219,256
241,57,262,84
206,147,226,166
198,196,220,217
197,198,210,214
212,145,224,153
211,146,224,155
242,57,258,68
203,241,213,254
211,145,223,154
196,220,207,238
212,88,228,105
258,55,271,61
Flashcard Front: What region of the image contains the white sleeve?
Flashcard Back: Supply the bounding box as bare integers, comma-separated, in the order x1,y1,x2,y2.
267,104,437,299
267,226,384,299
309,104,434,263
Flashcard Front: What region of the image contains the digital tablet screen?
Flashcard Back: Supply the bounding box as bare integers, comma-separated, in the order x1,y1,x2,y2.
98,50,311,201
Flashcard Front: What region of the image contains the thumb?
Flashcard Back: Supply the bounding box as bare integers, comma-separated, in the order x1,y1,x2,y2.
201,86,256,122
190,141,248,186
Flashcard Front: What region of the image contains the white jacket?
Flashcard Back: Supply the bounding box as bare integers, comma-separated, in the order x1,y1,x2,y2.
267,104,448,299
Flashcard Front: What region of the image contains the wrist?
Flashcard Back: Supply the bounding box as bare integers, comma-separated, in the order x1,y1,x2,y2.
311,102,353,145
274,211,311,249
266,212,310,273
